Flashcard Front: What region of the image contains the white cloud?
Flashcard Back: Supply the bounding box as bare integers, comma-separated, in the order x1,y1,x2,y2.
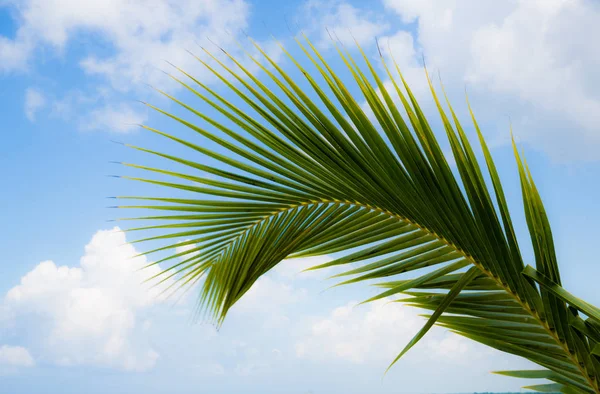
49,89,98,120
295,299,421,364
47,88,146,133
24,87,46,122
0,229,534,389
232,276,307,330
1,0,282,134
71,0,252,92
1,0,250,83
302,0,390,49
0,32,33,73
426,333,475,361
465,0,600,158
0,345,35,368
175,239,200,259
82,103,147,133
382,0,600,161
3,227,168,372
274,255,335,280
294,298,496,367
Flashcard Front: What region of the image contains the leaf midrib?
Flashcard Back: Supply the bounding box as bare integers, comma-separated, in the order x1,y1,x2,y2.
209,198,598,392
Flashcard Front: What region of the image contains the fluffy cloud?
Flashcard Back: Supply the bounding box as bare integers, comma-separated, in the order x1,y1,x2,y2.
228,274,310,331
302,0,390,48
0,31,33,73
295,298,493,366
1,0,249,83
82,103,148,133
175,239,200,258
465,0,600,156
295,299,420,364
24,88,46,122
4,0,600,156
72,0,252,91
381,0,600,161
0,345,35,368
44,88,147,133
1,0,280,133
274,255,336,280
235,276,307,316
2,227,167,371
0,228,317,374
0,228,533,390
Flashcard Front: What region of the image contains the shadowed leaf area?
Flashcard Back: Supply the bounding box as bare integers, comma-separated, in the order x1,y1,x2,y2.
114,35,600,393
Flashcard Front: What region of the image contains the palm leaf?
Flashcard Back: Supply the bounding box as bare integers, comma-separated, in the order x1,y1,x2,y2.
112,36,600,393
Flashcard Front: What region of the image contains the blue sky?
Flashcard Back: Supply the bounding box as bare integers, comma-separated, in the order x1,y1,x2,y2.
1,0,600,393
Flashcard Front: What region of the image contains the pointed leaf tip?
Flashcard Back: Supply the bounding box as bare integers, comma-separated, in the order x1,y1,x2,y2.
375,37,382,57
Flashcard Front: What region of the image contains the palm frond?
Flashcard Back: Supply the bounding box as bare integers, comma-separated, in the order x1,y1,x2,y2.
113,36,600,393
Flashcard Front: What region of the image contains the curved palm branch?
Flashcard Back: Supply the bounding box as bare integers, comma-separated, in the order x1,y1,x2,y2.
112,36,600,393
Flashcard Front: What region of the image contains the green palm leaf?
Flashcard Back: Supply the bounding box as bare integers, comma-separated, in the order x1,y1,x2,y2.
113,36,600,393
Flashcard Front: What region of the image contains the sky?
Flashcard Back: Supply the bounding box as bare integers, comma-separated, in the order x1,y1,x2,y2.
1,0,600,393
